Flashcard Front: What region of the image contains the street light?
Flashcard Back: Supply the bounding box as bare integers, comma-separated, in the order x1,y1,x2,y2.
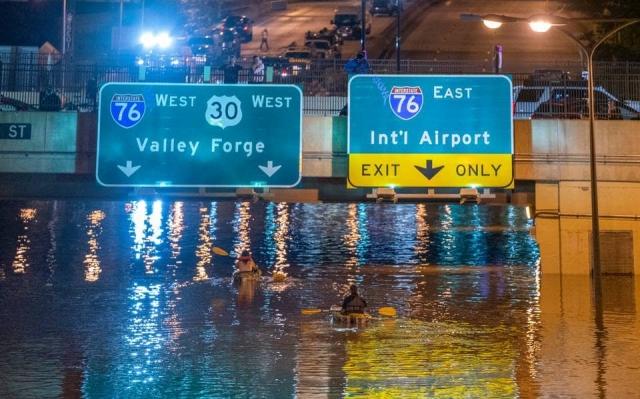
62,0,67,54
460,13,640,292
395,0,401,72
361,0,367,54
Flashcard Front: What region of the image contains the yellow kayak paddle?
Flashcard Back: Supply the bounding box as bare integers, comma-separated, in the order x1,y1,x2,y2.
301,307,396,317
213,247,229,256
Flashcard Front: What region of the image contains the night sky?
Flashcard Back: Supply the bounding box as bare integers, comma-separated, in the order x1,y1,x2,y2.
0,1,64,48
0,0,179,53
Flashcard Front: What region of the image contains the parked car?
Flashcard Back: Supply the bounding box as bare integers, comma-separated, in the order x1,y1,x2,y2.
283,46,314,75
188,28,241,60
531,98,640,120
528,69,572,82
512,83,633,119
305,28,343,58
304,39,336,59
331,6,371,40
305,28,343,46
261,56,293,80
219,15,253,43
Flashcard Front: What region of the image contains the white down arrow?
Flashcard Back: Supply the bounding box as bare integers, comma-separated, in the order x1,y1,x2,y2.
117,161,141,177
259,161,281,177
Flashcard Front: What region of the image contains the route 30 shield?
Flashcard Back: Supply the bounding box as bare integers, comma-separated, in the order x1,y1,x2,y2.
206,95,243,129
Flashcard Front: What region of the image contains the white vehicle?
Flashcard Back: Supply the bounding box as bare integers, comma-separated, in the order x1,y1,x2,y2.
304,39,336,59
512,83,639,119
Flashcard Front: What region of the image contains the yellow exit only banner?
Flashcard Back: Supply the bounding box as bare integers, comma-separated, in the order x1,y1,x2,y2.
348,154,513,188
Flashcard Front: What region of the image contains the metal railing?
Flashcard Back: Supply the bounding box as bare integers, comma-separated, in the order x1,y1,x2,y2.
2,52,640,115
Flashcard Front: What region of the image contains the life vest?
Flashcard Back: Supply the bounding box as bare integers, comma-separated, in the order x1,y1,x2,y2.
345,295,366,313
236,257,256,273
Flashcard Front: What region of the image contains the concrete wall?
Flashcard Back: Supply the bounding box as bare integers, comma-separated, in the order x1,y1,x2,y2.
301,116,348,177
514,119,640,275
534,180,640,276
0,111,77,173
514,119,640,182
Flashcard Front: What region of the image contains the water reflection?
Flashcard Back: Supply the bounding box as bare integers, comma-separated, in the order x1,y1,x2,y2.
128,200,164,275
233,201,253,257
414,204,430,264
343,203,368,268
0,200,639,398
194,204,214,281
263,202,291,277
12,208,36,274
84,210,105,282
126,283,164,385
534,275,640,398
46,202,59,286
167,202,185,279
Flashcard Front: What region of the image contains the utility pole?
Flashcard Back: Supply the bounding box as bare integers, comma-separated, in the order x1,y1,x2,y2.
361,0,366,54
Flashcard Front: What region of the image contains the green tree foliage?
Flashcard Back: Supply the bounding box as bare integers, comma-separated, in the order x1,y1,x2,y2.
561,0,640,60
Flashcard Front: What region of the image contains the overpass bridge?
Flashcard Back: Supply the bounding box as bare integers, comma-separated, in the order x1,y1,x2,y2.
0,109,639,277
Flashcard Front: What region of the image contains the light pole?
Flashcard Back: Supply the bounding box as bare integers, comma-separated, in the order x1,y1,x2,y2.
395,0,401,72
62,0,67,55
361,0,367,54
118,0,124,53
460,13,640,297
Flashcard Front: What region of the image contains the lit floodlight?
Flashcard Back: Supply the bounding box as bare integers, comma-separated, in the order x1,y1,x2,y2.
459,188,480,204
156,32,172,48
483,20,502,29
375,188,397,203
140,32,155,48
236,188,259,202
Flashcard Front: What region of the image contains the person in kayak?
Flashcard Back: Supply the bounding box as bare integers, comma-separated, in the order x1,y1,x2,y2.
236,250,260,275
341,284,367,314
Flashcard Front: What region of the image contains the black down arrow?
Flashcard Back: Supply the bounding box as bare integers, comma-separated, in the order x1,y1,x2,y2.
415,160,444,180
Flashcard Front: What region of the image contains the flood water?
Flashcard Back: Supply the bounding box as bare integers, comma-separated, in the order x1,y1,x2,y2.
0,199,638,398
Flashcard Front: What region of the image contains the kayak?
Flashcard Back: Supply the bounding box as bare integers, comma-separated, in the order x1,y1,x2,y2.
232,270,262,282
272,271,287,280
330,305,372,323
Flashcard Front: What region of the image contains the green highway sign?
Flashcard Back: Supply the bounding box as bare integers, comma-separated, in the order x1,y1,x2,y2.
96,83,303,187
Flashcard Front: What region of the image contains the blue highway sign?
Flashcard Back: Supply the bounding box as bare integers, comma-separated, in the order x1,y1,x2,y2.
348,75,513,188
